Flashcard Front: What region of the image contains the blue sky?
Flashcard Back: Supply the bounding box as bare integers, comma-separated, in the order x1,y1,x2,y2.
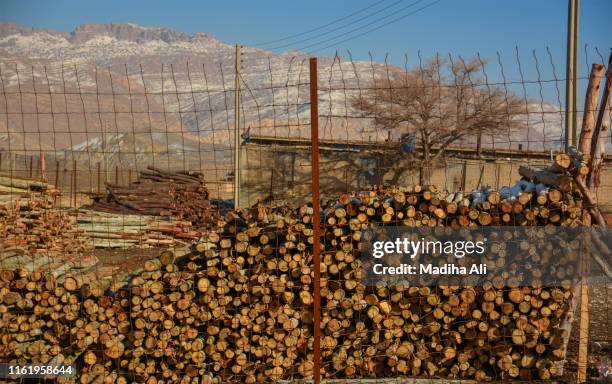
1,0,611,102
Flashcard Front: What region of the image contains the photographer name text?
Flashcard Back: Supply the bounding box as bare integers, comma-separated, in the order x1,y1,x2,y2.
372,263,487,275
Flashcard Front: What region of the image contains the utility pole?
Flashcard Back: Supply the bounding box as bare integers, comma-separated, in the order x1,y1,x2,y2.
234,44,242,209
565,0,579,150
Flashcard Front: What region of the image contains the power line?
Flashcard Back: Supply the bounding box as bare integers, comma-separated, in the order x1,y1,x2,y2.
298,0,434,53
303,0,441,54
251,0,388,47
268,0,406,51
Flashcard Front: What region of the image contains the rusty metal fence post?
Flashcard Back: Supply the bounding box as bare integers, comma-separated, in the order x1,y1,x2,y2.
309,57,321,384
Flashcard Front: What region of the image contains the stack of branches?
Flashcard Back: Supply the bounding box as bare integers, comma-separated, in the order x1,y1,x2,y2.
0,151,593,383
0,197,93,261
73,210,203,249
87,166,215,229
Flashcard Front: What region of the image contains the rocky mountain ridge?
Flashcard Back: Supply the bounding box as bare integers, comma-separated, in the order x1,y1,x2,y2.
0,22,564,166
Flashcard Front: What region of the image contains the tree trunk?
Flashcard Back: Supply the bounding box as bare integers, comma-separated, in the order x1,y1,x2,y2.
421,132,432,184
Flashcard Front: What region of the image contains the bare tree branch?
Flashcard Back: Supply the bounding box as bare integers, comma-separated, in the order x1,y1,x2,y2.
352,56,525,182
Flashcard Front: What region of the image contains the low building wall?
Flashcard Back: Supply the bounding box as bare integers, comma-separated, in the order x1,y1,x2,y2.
241,141,612,211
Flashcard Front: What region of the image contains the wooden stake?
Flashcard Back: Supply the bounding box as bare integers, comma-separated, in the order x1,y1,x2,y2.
578,63,605,156
589,54,612,189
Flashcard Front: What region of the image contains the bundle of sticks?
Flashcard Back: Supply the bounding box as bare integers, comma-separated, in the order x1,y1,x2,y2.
0,198,93,261
0,150,593,383
87,167,215,229
73,210,203,249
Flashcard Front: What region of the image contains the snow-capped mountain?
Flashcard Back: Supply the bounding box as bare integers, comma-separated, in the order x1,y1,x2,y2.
0,22,565,167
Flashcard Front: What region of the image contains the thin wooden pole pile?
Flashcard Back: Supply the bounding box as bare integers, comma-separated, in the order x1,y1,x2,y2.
0,173,52,205
87,166,215,229
0,151,593,382
73,210,203,249
0,173,48,194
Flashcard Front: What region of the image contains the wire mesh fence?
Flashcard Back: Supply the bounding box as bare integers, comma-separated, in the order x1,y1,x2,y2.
0,47,610,383
1,48,611,206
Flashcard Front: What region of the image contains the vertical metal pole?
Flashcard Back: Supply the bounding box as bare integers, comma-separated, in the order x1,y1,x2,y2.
565,0,579,150
73,159,77,207
269,168,274,201
234,44,241,209
495,163,501,190
461,160,467,191
309,57,321,384
69,160,74,207
577,220,591,384
97,162,101,193
39,151,46,181
55,160,60,189
578,265,590,383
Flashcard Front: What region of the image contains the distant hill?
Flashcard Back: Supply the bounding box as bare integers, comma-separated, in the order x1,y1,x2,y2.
0,22,564,167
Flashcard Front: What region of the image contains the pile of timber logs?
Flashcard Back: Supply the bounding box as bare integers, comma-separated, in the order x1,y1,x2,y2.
0,151,592,382
86,166,215,229
0,246,116,292
518,149,589,194
0,173,51,203
73,210,203,249
0,198,93,261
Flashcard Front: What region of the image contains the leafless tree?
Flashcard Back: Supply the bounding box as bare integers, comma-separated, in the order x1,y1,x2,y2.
353,56,525,182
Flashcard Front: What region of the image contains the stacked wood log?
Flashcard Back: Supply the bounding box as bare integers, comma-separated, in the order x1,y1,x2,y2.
0,172,53,204
73,210,203,249
0,172,48,194
0,264,130,383
0,152,592,382
86,166,216,229
0,198,93,261
518,150,589,193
